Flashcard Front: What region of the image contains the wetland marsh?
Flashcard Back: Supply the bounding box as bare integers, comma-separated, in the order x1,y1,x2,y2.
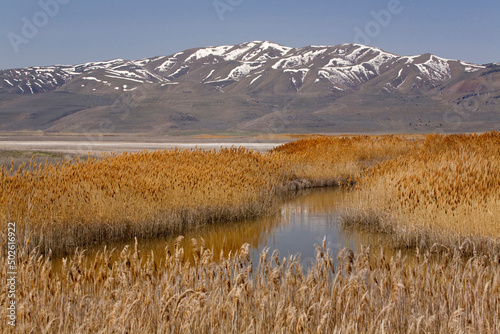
1,132,499,333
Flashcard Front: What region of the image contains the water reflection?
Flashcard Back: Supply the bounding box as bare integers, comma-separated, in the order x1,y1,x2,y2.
53,188,398,271
254,188,353,268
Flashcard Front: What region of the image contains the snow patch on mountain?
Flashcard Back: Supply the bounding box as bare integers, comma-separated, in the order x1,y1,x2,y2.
156,57,178,72
185,45,233,62
260,41,292,53
67,59,125,73
272,49,327,69
168,65,190,79
317,47,398,87
284,69,310,83
414,55,451,82
82,77,102,82
224,43,260,61
250,75,262,85
202,69,215,82
26,81,34,94
133,56,165,67
228,62,263,80
460,61,486,73
325,58,353,67
204,62,263,84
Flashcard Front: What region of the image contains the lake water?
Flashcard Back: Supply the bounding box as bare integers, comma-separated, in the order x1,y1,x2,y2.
0,141,286,154
54,187,394,272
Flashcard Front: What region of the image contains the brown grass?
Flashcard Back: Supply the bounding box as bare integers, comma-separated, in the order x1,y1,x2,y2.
1,241,498,333
3,133,499,255
0,135,416,255
270,135,412,187
2,133,500,332
343,132,500,254
0,148,285,253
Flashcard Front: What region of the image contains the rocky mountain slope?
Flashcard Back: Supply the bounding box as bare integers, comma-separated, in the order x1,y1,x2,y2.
0,41,498,133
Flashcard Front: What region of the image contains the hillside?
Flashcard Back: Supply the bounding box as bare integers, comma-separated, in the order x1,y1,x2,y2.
0,41,498,134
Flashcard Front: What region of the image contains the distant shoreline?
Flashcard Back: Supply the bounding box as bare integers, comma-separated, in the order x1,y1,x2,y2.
0,140,287,154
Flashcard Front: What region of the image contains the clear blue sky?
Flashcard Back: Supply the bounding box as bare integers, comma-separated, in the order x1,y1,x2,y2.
1,0,499,70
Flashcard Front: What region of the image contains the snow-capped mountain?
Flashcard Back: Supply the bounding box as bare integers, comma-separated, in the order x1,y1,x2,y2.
0,41,498,133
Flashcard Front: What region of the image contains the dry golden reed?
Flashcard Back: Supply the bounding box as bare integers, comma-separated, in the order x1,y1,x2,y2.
3,133,499,255
270,135,412,187
1,241,498,333
0,148,285,253
0,136,414,254
343,132,500,254
2,133,500,333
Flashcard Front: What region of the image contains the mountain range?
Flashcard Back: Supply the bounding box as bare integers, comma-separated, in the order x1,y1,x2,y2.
0,41,498,134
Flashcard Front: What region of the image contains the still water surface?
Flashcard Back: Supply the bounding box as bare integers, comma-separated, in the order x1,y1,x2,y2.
55,187,392,270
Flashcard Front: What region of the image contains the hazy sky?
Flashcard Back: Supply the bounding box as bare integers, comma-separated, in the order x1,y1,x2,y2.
1,0,499,69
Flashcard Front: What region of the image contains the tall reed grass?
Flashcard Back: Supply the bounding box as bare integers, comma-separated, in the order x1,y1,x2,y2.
0,148,285,253
2,133,500,332
1,241,498,333
3,133,499,255
270,135,412,187
1,136,416,254
343,132,500,254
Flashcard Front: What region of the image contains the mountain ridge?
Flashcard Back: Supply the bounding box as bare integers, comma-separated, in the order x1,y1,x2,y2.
0,41,498,134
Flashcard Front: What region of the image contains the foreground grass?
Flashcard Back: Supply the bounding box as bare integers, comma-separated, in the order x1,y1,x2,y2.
1,241,498,333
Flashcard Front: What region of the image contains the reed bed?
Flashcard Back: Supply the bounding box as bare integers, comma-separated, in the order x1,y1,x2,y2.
3,133,499,255
0,150,79,172
343,132,500,254
269,135,413,187
2,134,500,333
0,136,416,255
1,241,498,333
0,148,285,253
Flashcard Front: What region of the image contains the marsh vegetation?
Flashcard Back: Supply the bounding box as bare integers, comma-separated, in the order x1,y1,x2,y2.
1,132,499,333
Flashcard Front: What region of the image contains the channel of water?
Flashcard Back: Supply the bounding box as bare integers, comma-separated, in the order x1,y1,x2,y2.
52,187,398,272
